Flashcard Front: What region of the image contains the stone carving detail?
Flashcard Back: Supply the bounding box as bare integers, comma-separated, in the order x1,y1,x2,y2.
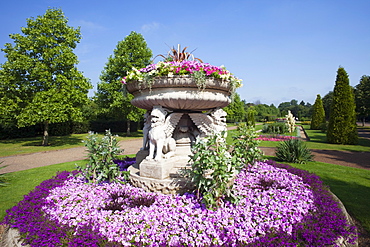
189,108,228,137
146,106,183,161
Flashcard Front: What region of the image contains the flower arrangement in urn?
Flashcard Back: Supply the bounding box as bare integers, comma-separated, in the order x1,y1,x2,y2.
122,45,243,93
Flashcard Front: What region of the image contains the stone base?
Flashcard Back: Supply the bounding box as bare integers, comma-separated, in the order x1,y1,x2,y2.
128,163,195,194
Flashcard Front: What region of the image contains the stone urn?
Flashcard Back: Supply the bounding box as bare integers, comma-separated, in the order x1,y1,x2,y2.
126,75,233,110
126,75,232,194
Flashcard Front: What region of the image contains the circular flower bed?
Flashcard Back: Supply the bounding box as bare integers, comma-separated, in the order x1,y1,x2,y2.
2,161,356,246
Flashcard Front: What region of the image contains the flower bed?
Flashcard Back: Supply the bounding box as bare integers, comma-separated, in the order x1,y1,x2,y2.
122,60,242,90
2,161,356,246
256,135,298,142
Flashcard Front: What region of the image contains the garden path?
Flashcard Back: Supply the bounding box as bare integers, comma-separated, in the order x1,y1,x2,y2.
0,125,369,174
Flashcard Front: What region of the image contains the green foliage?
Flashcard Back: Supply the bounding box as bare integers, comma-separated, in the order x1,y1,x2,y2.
188,132,240,209
246,107,256,127
311,94,326,130
322,91,333,121
275,139,314,164
278,99,312,120
355,75,370,124
95,31,152,135
188,126,263,209
262,122,288,134
0,163,8,187
252,103,280,122
224,93,246,122
327,67,358,144
0,8,91,146
76,130,127,183
231,123,263,168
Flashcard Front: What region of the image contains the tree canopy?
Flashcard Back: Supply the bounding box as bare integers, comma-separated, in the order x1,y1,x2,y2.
95,31,152,135
0,8,91,145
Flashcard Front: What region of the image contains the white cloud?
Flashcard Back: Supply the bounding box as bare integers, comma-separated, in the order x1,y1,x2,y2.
141,22,160,33
74,20,106,32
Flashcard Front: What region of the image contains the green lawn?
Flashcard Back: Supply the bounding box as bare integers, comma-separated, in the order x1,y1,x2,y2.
0,131,143,157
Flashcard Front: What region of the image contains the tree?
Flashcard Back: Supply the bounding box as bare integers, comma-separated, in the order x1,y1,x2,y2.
354,75,370,126
95,31,152,136
322,91,333,120
0,8,91,146
327,67,358,144
224,93,246,123
310,94,326,130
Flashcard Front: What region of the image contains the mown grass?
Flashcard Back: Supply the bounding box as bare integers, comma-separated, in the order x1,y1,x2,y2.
0,131,143,157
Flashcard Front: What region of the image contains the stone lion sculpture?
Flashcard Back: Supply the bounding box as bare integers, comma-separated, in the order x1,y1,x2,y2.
188,107,228,138
146,106,183,161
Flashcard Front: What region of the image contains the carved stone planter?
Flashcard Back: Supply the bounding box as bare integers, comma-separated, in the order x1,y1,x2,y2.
126,75,232,110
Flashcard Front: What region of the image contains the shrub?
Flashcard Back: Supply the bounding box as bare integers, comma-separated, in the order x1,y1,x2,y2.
275,139,314,164
188,131,240,209
231,123,263,167
262,122,288,134
76,130,128,183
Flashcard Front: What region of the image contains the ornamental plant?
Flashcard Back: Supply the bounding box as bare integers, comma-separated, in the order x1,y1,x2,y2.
188,131,240,209
262,122,288,134
122,59,243,92
231,123,263,168
286,110,296,135
76,130,128,183
275,138,314,164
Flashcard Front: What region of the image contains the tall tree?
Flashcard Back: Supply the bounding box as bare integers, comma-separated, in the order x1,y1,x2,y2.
327,67,358,144
0,8,91,146
96,31,152,136
322,91,333,120
310,94,326,130
354,75,370,126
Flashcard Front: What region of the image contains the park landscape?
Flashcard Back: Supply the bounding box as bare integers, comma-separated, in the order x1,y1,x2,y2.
0,7,370,247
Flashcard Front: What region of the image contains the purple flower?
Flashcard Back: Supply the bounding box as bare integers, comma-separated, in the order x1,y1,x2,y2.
1,161,357,246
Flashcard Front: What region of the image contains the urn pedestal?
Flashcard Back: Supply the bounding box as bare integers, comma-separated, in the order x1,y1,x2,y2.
126,76,231,194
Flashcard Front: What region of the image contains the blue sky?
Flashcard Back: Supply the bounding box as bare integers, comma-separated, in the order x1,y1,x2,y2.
1,0,370,106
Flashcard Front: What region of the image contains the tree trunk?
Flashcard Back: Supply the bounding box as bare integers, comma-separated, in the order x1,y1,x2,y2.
42,121,49,146
362,117,365,127
126,119,131,137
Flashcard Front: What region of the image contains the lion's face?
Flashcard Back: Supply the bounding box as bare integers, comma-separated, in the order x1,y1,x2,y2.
150,108,166,127
212,109,227,127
